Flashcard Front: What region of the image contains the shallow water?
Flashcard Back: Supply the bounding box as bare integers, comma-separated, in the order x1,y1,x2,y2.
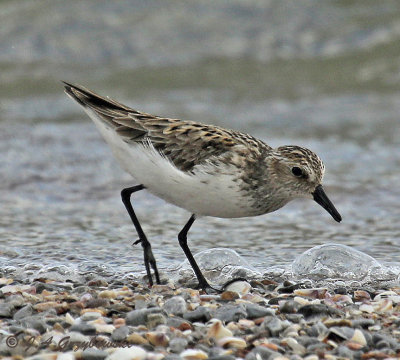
1,1,400,286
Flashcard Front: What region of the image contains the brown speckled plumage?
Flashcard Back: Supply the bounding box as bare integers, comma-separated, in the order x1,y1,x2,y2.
64,82,270,173
64,81,342,289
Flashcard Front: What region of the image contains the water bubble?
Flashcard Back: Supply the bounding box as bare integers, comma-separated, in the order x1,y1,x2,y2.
173,248,261,286
291,243,399,287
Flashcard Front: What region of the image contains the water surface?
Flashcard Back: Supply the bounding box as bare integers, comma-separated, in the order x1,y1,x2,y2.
1,0,399,284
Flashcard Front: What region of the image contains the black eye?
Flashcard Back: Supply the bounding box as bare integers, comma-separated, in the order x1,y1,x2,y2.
291,167,303,177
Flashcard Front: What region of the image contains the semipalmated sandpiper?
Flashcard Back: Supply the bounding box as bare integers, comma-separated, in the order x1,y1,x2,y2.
63,82,342,290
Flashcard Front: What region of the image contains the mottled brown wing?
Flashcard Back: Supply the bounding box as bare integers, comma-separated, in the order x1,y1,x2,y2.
63,82,267,172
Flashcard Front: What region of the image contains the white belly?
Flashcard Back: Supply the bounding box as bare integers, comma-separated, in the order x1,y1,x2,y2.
88,111,254,218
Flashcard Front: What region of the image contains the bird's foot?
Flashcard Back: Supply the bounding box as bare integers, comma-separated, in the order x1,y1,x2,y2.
196,277,250,294
196,280,222,294
141,239,161,286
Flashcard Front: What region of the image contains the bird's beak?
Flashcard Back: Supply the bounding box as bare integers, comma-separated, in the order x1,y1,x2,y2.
312,185,342,222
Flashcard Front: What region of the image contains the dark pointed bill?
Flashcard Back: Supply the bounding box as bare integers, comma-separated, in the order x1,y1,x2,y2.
312,185,342,222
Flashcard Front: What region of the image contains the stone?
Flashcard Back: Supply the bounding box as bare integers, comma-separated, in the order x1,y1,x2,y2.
336,345,354,359
263,317,283,337
85,298,109,308
69,322,97,335
208,356,236,360
245,346,279,360
213,304,247,323
21,316,49,334
82,348,108,360
169,337,188,353
13,304,33,320
297,304,343,319
66,331,90,350
284,314,303,323
351,319,375,328
244,303,274,319
297,336,321,347
183,306,212,323
163,296,187,316
307,322,328,338
111,325,130,341
167,316,192,329
146,313,167,329
125,307,163,326
127,333,149,345
81,311,103,321
6,294,25,307
0,303,15,317
372,333,398,349
279,300,302,314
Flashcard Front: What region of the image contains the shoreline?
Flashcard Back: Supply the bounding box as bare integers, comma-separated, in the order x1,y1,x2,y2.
0,276,399,359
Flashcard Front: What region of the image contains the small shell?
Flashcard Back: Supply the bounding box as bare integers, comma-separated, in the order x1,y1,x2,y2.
327,327,354,341
294,288,327,299
368,325,381,331
353,290,371,302
146,332,169,347
107,346,147,360
147,353,165,360
80,311,103,321
330,294,353,304
34,301,61,312
207,320,233,340
347,341,364,350
241,293,265,303
238,319,255,329
326,339,338,348
224,281,252,296
282,324,301,337
220,291,239,301
350,329,367,346
359,304,374,313
65,313,75,325
293,296,310,305
217,336,247,349
303,355,319,360
113,318,126,328
253,341,279,351
180,349,208,360
373,299,393,312
0,278,13,286
127,333,149,345
98,290,117,299
281,338,305,355
374,291,400,303
92,320,115,334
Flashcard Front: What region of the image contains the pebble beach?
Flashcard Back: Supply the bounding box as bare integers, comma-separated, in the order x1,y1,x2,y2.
1,276,399,360
2,2,400,359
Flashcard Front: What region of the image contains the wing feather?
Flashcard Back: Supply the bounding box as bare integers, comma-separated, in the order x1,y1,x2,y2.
63,82,270,172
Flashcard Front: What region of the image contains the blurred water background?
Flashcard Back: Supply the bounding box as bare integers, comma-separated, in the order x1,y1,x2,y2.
1,0,399,284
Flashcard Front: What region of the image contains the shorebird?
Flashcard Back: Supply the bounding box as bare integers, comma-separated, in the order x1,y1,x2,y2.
63,82,342,290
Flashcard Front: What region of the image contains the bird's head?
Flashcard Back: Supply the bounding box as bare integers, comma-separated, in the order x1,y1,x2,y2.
269,145,342,222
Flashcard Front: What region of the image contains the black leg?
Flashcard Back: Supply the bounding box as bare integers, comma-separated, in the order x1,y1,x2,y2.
178,214,217,291
121,185,160,286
